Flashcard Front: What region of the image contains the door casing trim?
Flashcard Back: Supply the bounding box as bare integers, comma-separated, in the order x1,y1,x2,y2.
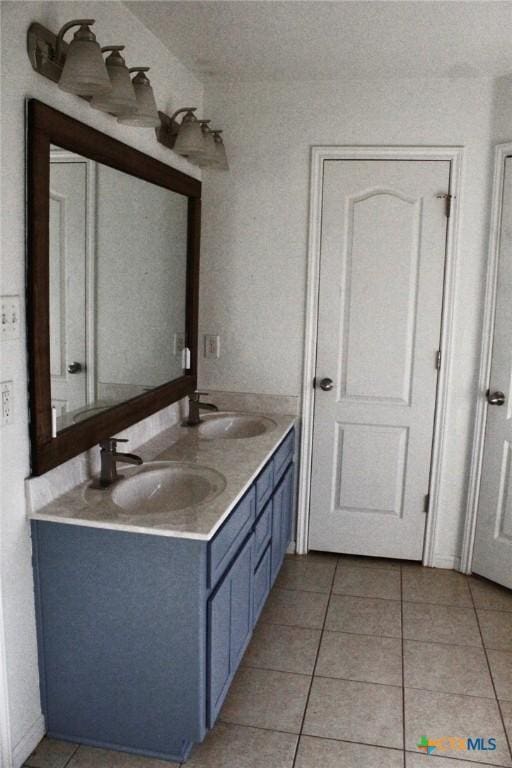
296,145,464,566
460,142,512,574
49,147,97,408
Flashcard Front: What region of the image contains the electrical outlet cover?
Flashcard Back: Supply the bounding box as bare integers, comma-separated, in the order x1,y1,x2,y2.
1,381,13,425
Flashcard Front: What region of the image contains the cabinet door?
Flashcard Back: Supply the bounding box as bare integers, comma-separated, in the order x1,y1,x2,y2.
253,544,271,627
208,534,254,726
271,480,285,584
281,464,294,555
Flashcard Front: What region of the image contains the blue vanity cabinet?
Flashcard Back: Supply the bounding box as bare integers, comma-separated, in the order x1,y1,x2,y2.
281,464,295,555
31,522,209,762
271,465,294,584
271,474,286,584
253,544,272,625
32,427,295,763
207,532,254,725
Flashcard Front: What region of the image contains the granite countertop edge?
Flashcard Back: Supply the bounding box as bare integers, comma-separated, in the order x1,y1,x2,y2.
28,413,297,541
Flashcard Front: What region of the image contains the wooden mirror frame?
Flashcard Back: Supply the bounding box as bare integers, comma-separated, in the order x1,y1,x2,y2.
27,99,201,475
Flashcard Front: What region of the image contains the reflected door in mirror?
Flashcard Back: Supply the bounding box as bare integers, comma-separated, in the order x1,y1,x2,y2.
49,147,189,433
50,154,90,423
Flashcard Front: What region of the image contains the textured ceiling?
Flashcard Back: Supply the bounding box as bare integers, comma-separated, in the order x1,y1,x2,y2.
126,0,512,82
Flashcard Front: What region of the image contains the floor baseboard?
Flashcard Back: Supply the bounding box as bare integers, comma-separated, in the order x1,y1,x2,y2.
430,554,462,571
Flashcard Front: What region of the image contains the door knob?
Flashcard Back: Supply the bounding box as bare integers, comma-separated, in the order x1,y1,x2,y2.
487,390,505,406
67,361,83,374
318,377,334,391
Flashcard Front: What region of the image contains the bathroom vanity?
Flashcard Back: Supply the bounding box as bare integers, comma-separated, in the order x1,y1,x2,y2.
30,416,296,762
25,100,296,763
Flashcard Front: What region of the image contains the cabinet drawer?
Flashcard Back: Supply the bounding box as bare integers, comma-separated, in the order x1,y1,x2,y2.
254,500,272,564
253,544,271,626
274,429,294,483
209,488,256,588
255,461,273,515
208,533,254,726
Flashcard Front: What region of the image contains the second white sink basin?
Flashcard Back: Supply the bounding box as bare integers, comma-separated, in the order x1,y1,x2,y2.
88,462,226,515
198,413,277,440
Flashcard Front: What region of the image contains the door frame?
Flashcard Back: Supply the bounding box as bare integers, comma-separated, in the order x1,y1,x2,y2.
461,142,512,574
296,145,463,565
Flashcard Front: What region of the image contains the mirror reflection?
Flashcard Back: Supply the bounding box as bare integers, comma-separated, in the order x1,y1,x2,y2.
49,144,188,432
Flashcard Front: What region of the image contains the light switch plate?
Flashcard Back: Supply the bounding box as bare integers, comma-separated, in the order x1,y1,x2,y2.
1,296,20,340
1,381,13,425
204,334,220,359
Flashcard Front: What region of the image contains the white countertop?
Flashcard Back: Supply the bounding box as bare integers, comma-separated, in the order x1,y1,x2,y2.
28,413,296,541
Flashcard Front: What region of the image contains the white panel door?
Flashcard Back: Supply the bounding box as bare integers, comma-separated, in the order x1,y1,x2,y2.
473,156,512,589
49,161,87,421
309,160,450,560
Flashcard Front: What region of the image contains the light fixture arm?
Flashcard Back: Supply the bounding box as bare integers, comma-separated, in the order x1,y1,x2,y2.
101,45,125,54
168,107,197,124
55,19,96,64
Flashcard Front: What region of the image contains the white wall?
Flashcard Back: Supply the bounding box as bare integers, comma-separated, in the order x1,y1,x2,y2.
96,165,188,389
200,77,497,568
492,75,512,144
0,2,202,764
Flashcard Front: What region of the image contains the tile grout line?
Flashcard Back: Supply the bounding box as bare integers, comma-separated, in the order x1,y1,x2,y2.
62,743,81,768
403,746,512,767
24,742,81,768
400,563,407,766
235,665,502,700
275,583,490,611
218,718,303,737
260,617,485,650
290,559,339,768
469,578,512,764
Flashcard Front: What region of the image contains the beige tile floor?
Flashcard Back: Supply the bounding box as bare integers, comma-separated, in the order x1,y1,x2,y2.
25,554,512,768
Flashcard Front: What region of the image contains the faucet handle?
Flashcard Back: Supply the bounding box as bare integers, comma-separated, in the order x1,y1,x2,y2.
191,390,209,401
99,436,128,451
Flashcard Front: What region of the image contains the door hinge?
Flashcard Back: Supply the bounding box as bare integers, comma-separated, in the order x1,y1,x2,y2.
435,193,454,218
435,349,442,370
424,493,430,515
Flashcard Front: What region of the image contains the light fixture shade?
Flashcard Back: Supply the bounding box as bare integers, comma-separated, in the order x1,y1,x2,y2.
90,47,137,115
173,111,205,157
212,131,229,170
192,121,217,167
118,68,159,127
58,24,111,96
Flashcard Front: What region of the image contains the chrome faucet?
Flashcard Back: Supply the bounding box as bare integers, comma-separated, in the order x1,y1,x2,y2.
99,437,143,487
183,391,219,426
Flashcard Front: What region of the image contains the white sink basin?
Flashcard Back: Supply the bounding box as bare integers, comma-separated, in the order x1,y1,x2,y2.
87,462,226,515
198,413,277,440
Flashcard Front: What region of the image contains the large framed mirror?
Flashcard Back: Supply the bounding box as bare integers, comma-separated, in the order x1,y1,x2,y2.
27,99,201,475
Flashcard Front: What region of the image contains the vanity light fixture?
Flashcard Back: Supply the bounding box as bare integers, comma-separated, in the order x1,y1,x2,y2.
90,46,137,116
155,110,229,170
57,20,112,96
28,19,111,95
211,131,229,171
27,22,157,128
171,108,206,157
194,121,217,166
117,68,160,127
